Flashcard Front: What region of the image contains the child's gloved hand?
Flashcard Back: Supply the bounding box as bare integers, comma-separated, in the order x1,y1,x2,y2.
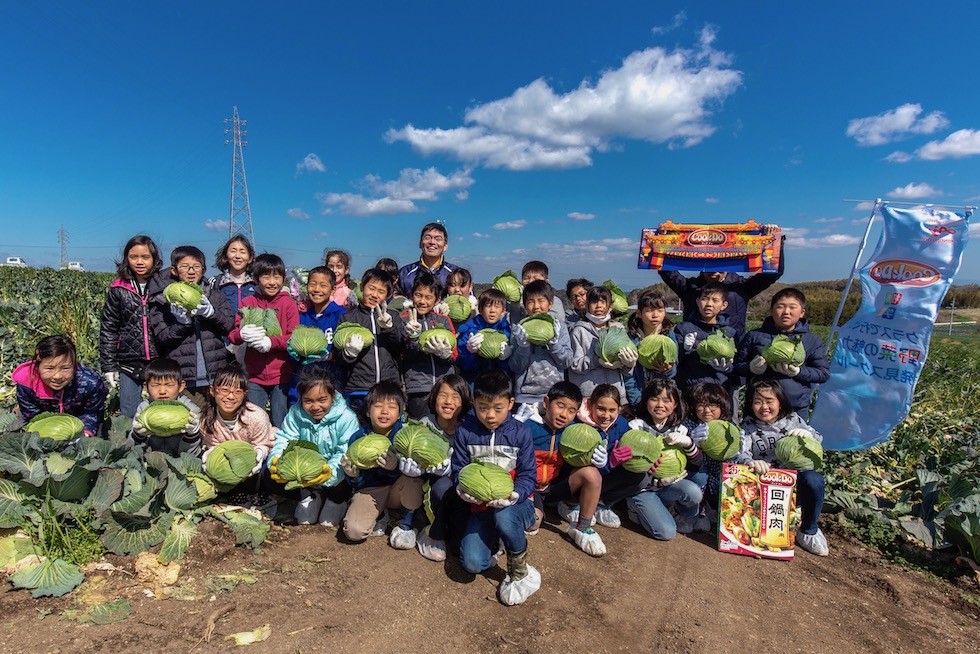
377,448,398,471
786,428,813,439
749,355,768,375
240,324,265,343
269,456,286,484
749,460,771,475
707,357,733,372
191,295,215,319
690,423,709,442
547,320,562,346
324,328,334,348
590,443,609,468
397,455,423,477
599,358,624,370
772,362,801,377
683,332,698,352
251,337,272,353
171,303,192,325
465,332,484,353
305,465,333,487
647,453,664,476
486,491,519,509
184,410,201,435
103,371,119,389
498,341,512,360
664,427,693,449
468,295,479,312
340,454,358,478
425,449,453,476
433,300,450,316
656,470,688,487
404,308,422,339
250,452,263,476
427,335,454,359
374,302,394,331
511,323,530,348
343,334,365,358
131,417,152,441
456,486,483,504
609,445,633,468
618,347,638,368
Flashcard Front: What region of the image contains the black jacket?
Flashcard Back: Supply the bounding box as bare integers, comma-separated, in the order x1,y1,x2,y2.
336,303,404,393
99,276,160,375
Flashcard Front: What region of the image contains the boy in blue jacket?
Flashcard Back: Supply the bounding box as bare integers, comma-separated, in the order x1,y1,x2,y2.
456,288,512,382
735,288,830,417
673,282,737,391
450,369,540,606
288,266,348,405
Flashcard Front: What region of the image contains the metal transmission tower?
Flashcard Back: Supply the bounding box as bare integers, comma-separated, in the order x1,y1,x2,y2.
224,106,255,245
58,225,69,269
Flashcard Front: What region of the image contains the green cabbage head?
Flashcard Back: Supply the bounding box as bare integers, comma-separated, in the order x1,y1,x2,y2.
418,325,458,352
277,440,330,490
187,473,218,503
444,295,472,322
492,270,522,303
288,325,329,358
602,280,629,316
618,429,664,473
762,335,806,366
558,423,603,467
204,440,258,489
393,421,451,468
458,460,515,502
346,433,392,469
476,329,508,359
597,326,637,364
519,313,555,345
238,307,282,336
25,412,85,441
775,433,823,471
700,420,742,462
651,446,687,479
332,322,375,350
696,329,736,363
137,400,191,437
637,334,677,369
164,281,204,311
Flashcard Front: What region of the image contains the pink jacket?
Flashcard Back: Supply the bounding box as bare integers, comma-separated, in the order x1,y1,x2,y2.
228,291,299,385
201,401,277,462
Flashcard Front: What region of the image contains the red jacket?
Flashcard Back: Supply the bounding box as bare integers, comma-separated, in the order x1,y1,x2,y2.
228,291,299,385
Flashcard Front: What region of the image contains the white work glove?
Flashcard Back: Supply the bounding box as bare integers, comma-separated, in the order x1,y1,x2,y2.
425,449,453,476
191,295,214,319
618,347,638,369
131,418,152,441
683,332,698,352
749,460,771,475
201,448,212,465
239,324,265,344
433,300,450,316
397,455,423,478
250,457,263,476
374,302,393,331
468,295,479,312
184,410,201,435
457,486,483,504
324,328,334,348
599,356,624,369
590,443,609,468
772,362,801,377
749,355,768,375
690,423,709,443
664,427,693,449
251,336,272,353
486,491,519,509
103,371,119,389
424,335,454,359
787,428,814,439
171,303,191,325
656,470,688,487
466,331,485,354
377,448,398,471
404,308,422,339
547,320,562,346
340,454,358,478
499,341,511,360
511,323,530,348
343,333,365,358
707,357,733,372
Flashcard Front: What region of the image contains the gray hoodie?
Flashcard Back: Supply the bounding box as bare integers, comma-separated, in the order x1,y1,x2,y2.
568,320,632,401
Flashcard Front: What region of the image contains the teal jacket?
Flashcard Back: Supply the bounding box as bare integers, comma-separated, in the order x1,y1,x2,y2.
268,392,360,486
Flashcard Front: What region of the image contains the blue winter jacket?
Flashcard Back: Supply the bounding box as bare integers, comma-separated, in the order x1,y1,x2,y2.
455,313,512,381
451,413,536,503
287,300,348,403
345,419,403,491
673,314,737,390
268,392,360,486
214,272,257,317
625,330,677,405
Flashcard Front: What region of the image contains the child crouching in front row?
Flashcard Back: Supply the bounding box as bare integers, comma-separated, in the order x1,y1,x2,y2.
130,358,202,457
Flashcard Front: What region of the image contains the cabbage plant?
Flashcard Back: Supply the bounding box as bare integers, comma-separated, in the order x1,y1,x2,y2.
492,270,522,303
775,433,823,471
137,400,191,437
696,329,736,363
519,313,555,345
597,327,637,364
393,421,450,468
637,334,677,369
346,433,392,469
288,325,329,358
24,412,85,441
163,282,203,311
458,460,514,501
558,423,602,467
332,322,375,350
618,429,663,473
276,441,330,489
700,420,741,462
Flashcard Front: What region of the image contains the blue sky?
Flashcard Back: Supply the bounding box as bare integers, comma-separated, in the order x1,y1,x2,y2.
1,2,977,288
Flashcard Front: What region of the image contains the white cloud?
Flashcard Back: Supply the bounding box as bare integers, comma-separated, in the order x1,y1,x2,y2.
705,197,720,204
853,201,877,211
312,231,328,240
472,232,491,238
455,190,469,201
287,207,310,220
813,217,843,224
386,28,742,171
515,237,636,261
317,167,474,216
888,182,942,200
296,153,326,174
651,11,686,35
781,227,861,249
970,222,980,237
885,150,914,163
567,212,595,221
916,129,980,160
846,103,949,146
492,220,527,230
204,218,229,232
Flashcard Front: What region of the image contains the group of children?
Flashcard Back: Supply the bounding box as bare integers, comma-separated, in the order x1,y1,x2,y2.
12,222,832,607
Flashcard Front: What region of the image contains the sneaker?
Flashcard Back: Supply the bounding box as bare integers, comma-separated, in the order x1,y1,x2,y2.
525,527,539,536
567,525,607,557
594,505,621,529
557,501,580,525
416,531,447,562
295,490,324,525
370,510,389,537
317,499,348,528
389,525,417,550
674,514,695,535
796,528,830,556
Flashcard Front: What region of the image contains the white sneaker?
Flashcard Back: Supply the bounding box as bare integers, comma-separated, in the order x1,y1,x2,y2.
295,490,324,525
416,531,447,562
674,514,695,535
498,565,541,606
594,505,621,529
557,501,579,525
796,528,830,556
317,499,348,528
370,510,389,537
567,526,607,557
389,525,417,550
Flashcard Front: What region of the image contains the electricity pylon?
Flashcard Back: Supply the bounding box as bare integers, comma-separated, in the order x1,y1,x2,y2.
224,106,254,245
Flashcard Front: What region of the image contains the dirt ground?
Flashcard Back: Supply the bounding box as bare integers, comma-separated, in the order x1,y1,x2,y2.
1,512,977,654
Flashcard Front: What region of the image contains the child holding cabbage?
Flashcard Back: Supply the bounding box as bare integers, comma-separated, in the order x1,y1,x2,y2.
456,288,512,382
401,272,457,419
287,266,347,405
568,285,638,403
625,289,677,405
674,282,737,392
129,357,203,457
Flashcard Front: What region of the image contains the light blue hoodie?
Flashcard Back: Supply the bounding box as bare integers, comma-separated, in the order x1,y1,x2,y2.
267,392,360,486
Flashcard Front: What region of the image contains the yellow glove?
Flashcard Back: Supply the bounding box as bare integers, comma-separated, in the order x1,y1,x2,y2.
304,464,333,487
269,456,287,485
